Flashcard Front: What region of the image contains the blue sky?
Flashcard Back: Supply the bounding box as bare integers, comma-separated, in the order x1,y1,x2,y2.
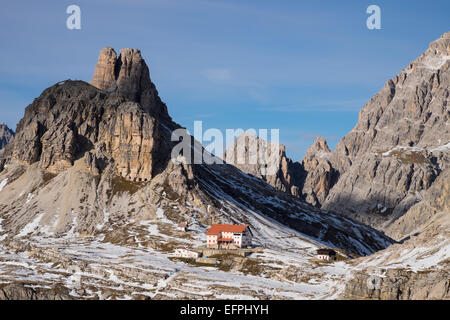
0,0,449,160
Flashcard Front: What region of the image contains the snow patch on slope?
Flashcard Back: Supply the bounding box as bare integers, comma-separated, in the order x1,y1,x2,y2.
0,179,8,192
16,213,45,237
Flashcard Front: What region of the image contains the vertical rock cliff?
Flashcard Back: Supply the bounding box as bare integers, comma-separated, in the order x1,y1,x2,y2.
318,32,449,238
0,124,14,151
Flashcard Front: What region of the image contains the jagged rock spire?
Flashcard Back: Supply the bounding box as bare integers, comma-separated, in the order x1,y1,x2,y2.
90,47,170,121
306,137,331,154
0,124,14,151
90,46,117,91
223,132,305,197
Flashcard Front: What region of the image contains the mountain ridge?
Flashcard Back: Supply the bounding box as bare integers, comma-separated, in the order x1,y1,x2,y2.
224,32,450,242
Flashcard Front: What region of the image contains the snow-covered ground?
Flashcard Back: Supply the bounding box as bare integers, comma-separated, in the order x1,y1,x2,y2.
0,235,353,299
0,201,448,299
0,179,7,192
0,155,445,299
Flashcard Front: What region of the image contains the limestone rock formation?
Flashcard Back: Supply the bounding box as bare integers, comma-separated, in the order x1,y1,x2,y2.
0,283,71,300
317,32,450,239
3,46,180,182
90,47,117,92
385,168,449,241
222,134,347,207
90,47,170,122
223,132,304,197
300,137,342,207
343,268,449,300
3,81,165,182
0,124,14,151
1,39,448,299
226,32,449,241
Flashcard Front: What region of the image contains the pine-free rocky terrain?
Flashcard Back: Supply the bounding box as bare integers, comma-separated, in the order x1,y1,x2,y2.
0,33,448,300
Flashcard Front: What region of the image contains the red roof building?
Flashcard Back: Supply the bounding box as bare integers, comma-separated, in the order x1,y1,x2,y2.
206,224,252,249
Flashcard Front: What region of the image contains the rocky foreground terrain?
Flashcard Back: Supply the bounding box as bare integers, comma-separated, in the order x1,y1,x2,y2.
0,33,448,300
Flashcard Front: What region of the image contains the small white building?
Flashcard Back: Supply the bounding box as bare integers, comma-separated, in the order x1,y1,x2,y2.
174,248,201,259
206,224,252,249
316,249,337,261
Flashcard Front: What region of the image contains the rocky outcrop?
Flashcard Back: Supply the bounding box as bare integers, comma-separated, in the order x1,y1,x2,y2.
90,47,170,123
343,268,449,300
300,138,342,207
385,168,450,241
3,46,177,183
222,134,343,207
317,32,450,238
222,32,449,240
90,47,117,91
0,124,14,151
223,133,305,197
222,134,348,207
0,283,72,300
228,32,448,239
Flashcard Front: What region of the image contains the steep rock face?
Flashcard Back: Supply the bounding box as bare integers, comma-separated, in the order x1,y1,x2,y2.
103,103,159,181
332,32,449,161
384,168,449,241
0,283,71,300
298,32,450,238
90,47,171,124
4,47,179,182
222,33,449,240
343,268,449,300
222,134,345,207
301,138,342,207
342,176,449,300
0,124,14,151
223,133,305,197
4,81,165,182
90,47,117,92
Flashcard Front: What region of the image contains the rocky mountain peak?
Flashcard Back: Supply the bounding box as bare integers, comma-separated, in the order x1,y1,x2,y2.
222,133,341,207
3,47,178,181
221,32,449,236
0,124,14,151
223,132,304,197
306,137,331,155
90,46,118,91
309,32,450,238
428,31,450,55
0,46,395,259
90,47,170,121
409,31,450,73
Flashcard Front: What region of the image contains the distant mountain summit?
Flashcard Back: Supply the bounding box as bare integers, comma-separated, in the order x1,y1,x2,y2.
223,134,340,207
223,132,305,197
0,124,14,151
